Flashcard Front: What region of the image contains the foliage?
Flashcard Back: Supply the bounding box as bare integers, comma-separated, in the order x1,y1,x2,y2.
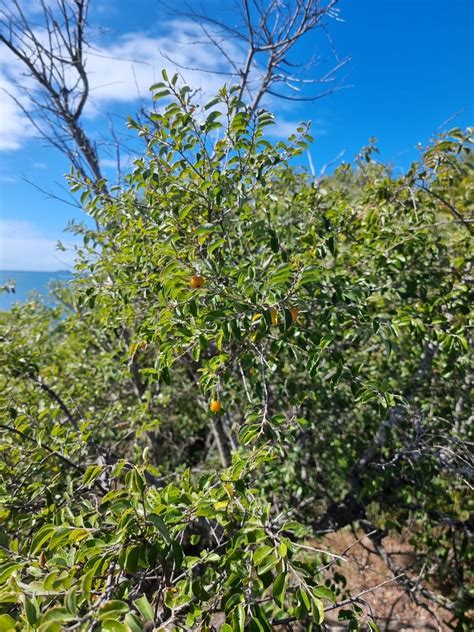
0,76,472,630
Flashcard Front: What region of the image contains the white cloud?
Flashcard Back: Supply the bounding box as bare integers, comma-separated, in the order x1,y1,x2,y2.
0,219,77,271
83,22,243,112
0,75,36,150
0,19,244,151
0,18,326,154
0,41,38,150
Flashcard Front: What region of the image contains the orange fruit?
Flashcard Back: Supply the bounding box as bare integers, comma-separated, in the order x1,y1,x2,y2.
209,400,222,413
190,274,204,289
289,307,299,322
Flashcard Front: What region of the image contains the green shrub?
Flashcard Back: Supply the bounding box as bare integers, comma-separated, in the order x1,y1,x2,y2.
0,77,472,630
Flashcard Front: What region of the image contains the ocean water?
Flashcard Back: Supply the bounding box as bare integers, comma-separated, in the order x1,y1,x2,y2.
0,270,73,311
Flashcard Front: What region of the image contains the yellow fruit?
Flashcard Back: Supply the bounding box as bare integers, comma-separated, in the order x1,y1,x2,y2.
289,307,299,322
270,308,278,326
190,274,204,289
210,400,222,413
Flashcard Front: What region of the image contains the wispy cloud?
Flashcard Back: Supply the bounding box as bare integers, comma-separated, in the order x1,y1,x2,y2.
0,174,20,183
83,21,243,112
267,118,328,139
0,219,77,271
100,155,137,170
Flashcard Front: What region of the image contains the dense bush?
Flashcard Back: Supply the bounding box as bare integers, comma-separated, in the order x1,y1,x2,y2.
0,77,472,631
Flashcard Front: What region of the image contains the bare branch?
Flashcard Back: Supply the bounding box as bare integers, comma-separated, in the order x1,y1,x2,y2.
0,0,105,190
163,0,348,114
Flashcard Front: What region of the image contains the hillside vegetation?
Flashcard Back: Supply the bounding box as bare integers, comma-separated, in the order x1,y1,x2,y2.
0,81,472,631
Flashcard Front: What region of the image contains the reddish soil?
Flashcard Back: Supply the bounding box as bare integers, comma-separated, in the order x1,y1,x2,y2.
316,529,458,631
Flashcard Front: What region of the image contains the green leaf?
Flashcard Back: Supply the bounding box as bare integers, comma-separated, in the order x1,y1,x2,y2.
299,266,320,285
253,544,272,566
251,606,271,632
40,607,75,625
283,308,293,330
161,366,171,385
24,596,39,626
298,588,311,611
124,613,144,632
269,263,292,286
230,319,241,340
239,424,260,445
97,600,129,621
81,569,95,600
233,604,246,632
30,525,56,554
123,546,140,573
82,464,104,486
0,562,23,583
101,620,129,631
0,614,16,632
257,553,278,575
272,571,287,608
65,588,78,615
250,617,265,632
214,500,229,511
312,585,336,603
278,541,287,558
148,514,171,544
134,595,154,621
327,235,337,256
205,97,220,110
311,596,324,624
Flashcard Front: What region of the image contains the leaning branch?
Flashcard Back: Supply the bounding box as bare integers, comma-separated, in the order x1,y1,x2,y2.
35,377,79,431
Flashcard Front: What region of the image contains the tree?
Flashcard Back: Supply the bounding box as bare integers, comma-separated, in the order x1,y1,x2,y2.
0,74,472,629
165,0,346,114
0,0,346,194
0,0,105,187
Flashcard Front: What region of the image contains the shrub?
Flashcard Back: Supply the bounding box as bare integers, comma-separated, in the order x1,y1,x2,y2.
0,77,472,630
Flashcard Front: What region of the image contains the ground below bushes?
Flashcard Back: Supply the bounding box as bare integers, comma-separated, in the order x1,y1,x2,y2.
314,529,458,631
210,529,466,631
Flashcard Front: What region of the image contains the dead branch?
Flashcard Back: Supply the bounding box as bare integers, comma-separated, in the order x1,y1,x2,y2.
163,0,349,114
0,0,105,188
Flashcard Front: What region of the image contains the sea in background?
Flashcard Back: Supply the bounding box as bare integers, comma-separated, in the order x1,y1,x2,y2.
0,270,73,311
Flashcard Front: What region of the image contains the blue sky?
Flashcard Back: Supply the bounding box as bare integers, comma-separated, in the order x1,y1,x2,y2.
0,0,472,271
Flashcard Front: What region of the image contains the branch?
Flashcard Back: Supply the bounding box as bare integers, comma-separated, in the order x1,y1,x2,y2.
360,521,456,614
0,423,107,494
418,184,473,234
35,377,79,431
271,573,405,627
164,0,345,113
0,0,106,190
